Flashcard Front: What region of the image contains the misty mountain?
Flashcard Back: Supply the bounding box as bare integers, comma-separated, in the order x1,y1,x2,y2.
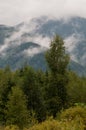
0,16,86,76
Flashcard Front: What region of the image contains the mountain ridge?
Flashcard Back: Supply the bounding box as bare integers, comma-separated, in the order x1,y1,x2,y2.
0,16,86,76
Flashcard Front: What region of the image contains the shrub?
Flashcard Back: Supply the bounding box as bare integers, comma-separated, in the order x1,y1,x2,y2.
4,125,19,130
60,106,86,129
28,118,84,130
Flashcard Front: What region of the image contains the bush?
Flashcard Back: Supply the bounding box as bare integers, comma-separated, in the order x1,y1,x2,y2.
60,106,86,129
4,125,19,130
28,118,84,130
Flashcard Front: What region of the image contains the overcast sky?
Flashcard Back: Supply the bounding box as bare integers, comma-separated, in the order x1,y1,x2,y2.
0,0,86,25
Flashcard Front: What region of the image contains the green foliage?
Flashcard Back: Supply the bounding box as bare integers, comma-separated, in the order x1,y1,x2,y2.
74,103,86,108
60,106,86,127
5,86,29,129
45,35,69,75
4,125,19,130
16,66,46,121
0,35,86,128
67,72,86,105
45,35,69,117
0,67,14,124
28,118,84,130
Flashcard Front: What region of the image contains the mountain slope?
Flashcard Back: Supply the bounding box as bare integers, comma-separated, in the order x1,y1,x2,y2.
0,16,86,75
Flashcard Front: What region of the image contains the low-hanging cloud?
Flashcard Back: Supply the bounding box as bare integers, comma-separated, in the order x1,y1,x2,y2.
0,18,50,56
0,0,86,25
23,46,46,57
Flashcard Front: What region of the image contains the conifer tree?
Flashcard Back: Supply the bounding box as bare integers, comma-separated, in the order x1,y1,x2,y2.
5,86,29,129
45,35,69,117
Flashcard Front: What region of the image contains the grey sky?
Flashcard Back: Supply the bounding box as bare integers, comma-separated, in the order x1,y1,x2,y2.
0,0,86,25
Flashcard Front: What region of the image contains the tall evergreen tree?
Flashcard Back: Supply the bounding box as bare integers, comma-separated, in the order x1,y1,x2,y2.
17,66,46,121
0,68,14,124
45,35,69,117
46,35,69,75
5,86,29,129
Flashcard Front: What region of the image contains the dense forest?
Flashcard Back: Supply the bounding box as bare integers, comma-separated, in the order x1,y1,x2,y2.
0,35,86,130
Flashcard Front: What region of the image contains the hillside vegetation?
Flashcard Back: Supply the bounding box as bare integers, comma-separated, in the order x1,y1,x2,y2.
0,35,86,130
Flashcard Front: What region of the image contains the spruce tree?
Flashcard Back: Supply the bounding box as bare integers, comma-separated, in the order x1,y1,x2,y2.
5,86,29,129
45,35,69,117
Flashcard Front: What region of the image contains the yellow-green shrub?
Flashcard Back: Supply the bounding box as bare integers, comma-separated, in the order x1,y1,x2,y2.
0,126,5,130
28,118,84,130
4,125,19,130
60,106,86,123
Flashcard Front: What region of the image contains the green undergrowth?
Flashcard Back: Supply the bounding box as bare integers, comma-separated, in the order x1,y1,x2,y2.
28,117,85,130
0,106,86,130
